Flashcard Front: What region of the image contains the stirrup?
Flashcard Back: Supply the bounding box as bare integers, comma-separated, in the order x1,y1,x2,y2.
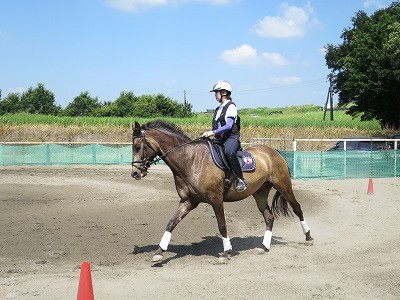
236,179,247,192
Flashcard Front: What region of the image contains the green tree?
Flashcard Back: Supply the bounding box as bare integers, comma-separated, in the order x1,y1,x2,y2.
0,92,23,114
64,91,101,116
96,100,116,117
325,2,400,129
177,100,194,118
133,95,157,118
152,94,180,116
131,93,193,118
20,83,60,115
113,91,137,117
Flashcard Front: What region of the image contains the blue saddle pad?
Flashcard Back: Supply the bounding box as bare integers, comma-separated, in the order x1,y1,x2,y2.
208,141,256,172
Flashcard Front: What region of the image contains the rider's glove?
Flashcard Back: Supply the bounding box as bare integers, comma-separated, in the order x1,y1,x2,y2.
201,131,215,138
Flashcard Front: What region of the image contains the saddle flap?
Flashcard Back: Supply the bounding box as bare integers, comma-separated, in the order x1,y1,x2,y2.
208,141,256,172
237,150,256,172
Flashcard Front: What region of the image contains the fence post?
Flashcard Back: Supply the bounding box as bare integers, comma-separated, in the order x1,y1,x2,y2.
0,144,3,166
395,141,398,177
292,139,297,179
92,144,97,164
45,143,51,165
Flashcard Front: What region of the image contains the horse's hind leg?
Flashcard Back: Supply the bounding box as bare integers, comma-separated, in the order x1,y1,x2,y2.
273,177,314,246
287,192,313,245
253,183,274,252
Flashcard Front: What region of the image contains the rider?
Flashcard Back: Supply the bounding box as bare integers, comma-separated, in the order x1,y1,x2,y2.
202,80,247,192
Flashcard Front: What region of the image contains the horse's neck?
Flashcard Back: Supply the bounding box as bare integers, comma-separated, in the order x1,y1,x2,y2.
156,134,189,160
156,133,185,151
157,135,202,174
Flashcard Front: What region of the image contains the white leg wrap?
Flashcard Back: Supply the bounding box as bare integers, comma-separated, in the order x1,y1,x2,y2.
262,230,272,249
222,237,232,252
159,231,172,251
300,220,310,234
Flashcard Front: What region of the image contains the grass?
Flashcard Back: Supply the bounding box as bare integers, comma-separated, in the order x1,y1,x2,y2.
0,105,381,129
0,105,395,144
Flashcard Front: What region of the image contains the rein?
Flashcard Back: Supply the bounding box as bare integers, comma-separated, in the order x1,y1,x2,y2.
131,130,206,173
149,137,205,165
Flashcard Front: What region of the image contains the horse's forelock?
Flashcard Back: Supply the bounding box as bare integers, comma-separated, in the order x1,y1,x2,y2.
142,120,192,141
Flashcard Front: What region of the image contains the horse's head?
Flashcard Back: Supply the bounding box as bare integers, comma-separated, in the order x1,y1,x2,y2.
131,122,158,180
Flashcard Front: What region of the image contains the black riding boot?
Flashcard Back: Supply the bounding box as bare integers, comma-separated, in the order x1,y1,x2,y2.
228,155,247,192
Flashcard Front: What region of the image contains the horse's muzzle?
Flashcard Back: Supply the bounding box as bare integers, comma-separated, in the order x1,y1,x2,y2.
131,170,148,180
131,171,141,180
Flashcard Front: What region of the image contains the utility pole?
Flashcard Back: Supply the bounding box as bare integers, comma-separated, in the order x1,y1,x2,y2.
182,90,190,117
323,78,334,121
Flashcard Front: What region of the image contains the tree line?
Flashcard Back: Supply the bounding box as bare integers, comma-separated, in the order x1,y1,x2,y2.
0,83,193,118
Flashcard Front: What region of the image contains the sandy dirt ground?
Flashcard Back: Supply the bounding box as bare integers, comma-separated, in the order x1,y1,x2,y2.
0,165,399,300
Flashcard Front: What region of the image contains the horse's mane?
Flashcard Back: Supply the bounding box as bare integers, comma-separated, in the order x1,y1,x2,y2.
142,120,192,141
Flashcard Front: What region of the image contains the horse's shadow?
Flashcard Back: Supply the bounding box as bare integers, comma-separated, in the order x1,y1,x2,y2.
131,235,287,266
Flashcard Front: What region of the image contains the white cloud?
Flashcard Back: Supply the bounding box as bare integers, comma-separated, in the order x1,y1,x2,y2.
198,0,235,3
253,2,314,39
219,44,289,67
363,1,384,8
106,0,235,12
106,0,168,12
219,44,259,65
261,52,289,66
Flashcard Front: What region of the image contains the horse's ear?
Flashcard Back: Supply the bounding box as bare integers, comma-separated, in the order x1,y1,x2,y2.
133,122,141,135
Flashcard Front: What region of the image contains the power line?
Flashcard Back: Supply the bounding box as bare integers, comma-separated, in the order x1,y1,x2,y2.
236,79,327,95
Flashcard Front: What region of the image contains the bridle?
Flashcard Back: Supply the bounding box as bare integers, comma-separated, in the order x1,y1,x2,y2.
131,129,205,174
131,130,158,174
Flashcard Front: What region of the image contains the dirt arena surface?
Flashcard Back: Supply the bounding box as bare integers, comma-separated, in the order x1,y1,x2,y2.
0,165,399,299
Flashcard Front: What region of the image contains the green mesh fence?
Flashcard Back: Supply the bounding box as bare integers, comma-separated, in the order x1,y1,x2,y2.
0,143,132,166
280,150,400,179
1,143,399,179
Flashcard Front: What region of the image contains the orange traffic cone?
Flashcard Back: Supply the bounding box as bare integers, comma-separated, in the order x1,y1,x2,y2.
367,178,374,195
77,262,94,300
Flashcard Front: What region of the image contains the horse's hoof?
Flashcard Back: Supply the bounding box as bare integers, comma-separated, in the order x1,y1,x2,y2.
305,232,313,246
305,240,314,246
217,256,230,264
152,254,163,262
217,251,231,264
255,245,269,254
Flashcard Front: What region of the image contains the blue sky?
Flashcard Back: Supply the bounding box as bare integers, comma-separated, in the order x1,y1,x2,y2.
0,0,393,112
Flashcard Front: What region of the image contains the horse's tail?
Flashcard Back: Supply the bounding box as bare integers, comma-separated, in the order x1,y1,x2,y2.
271,191,293,218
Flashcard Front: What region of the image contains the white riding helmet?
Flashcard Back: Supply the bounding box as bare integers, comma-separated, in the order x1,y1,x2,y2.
210,80,232,93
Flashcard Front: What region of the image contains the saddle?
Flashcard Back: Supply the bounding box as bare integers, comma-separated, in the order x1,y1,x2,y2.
207,140,256,172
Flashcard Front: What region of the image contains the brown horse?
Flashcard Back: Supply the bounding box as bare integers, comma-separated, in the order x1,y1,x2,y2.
131,120,313,263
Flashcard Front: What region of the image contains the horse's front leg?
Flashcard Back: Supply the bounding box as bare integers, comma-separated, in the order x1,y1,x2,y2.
152,199,198,262
211,201,232,263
